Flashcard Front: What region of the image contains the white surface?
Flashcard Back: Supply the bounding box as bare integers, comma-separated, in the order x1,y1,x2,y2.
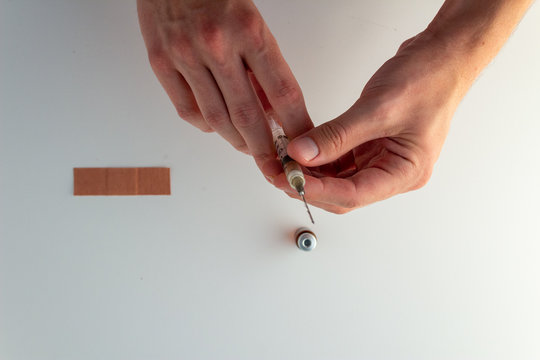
1,0,540,359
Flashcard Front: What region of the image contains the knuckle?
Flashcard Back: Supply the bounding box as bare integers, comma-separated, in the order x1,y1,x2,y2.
246,30,266,54
204,110,230,129
331,207,351,215
412,163,433,190
169,33,190,55
317,121,349,154
271,79,302,104
233,144,250,154
199,21,222,46
248,32,266,53
198,22,227,64
397,35,418,53
175,105,198,121
148,48,171,73
238,10,261,34
230,104,260,129
169,35,197,68
177,110,213,133
341,197,359,211
239,11,266,52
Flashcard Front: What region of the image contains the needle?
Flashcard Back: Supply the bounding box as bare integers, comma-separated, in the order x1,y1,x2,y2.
267,112,315,224
300,191,315,224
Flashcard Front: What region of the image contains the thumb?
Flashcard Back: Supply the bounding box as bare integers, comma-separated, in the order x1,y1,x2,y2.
287,107,383,166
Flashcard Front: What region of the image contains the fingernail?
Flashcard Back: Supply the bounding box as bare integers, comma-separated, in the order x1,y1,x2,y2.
292,137,319,161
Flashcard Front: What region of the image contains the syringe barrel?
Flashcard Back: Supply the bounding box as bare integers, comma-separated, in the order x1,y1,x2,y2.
268,114,306,193
271,127,289,163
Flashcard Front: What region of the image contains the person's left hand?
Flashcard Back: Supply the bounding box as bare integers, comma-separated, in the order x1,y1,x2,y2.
271,32,470,213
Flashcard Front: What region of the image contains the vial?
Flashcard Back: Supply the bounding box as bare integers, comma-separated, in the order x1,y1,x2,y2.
295,228,317,251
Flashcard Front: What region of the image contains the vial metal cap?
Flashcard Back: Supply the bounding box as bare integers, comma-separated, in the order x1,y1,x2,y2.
295,228,317,251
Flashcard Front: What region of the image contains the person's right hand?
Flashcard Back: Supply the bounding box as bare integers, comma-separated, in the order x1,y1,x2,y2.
137,0,313,174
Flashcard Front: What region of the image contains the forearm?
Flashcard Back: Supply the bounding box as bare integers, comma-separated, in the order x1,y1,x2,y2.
425,0,534,87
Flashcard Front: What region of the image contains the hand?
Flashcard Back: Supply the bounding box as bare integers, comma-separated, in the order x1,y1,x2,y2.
273,0,532,214
273,32,466,214
137,0,312,173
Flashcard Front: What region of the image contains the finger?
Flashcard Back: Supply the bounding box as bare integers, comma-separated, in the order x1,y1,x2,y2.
210,57,275,165
312,165,416,209
274,173,358,208
283,189,348,214
287,105,387,167
316,163,339,177
244,42,314,139
274,160,411,210
249,72,324,180
152,67,213,133
179,65,249,153
247,71,272,113
335,150,357,175
261,157,284,183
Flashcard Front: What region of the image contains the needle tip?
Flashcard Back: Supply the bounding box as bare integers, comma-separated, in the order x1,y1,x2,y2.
300,193,315,224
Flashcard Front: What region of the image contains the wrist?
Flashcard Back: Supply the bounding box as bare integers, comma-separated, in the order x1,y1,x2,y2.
392,30,472,107
423,0,533,84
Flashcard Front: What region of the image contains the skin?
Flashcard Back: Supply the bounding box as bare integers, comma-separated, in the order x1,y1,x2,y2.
138,0,535,214
137,0,312,175
278,0,535,213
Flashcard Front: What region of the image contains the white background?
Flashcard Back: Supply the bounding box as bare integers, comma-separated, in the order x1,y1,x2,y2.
1,0,539,359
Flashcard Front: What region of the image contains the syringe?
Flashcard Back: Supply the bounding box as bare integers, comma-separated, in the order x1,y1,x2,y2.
268,113,314,224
